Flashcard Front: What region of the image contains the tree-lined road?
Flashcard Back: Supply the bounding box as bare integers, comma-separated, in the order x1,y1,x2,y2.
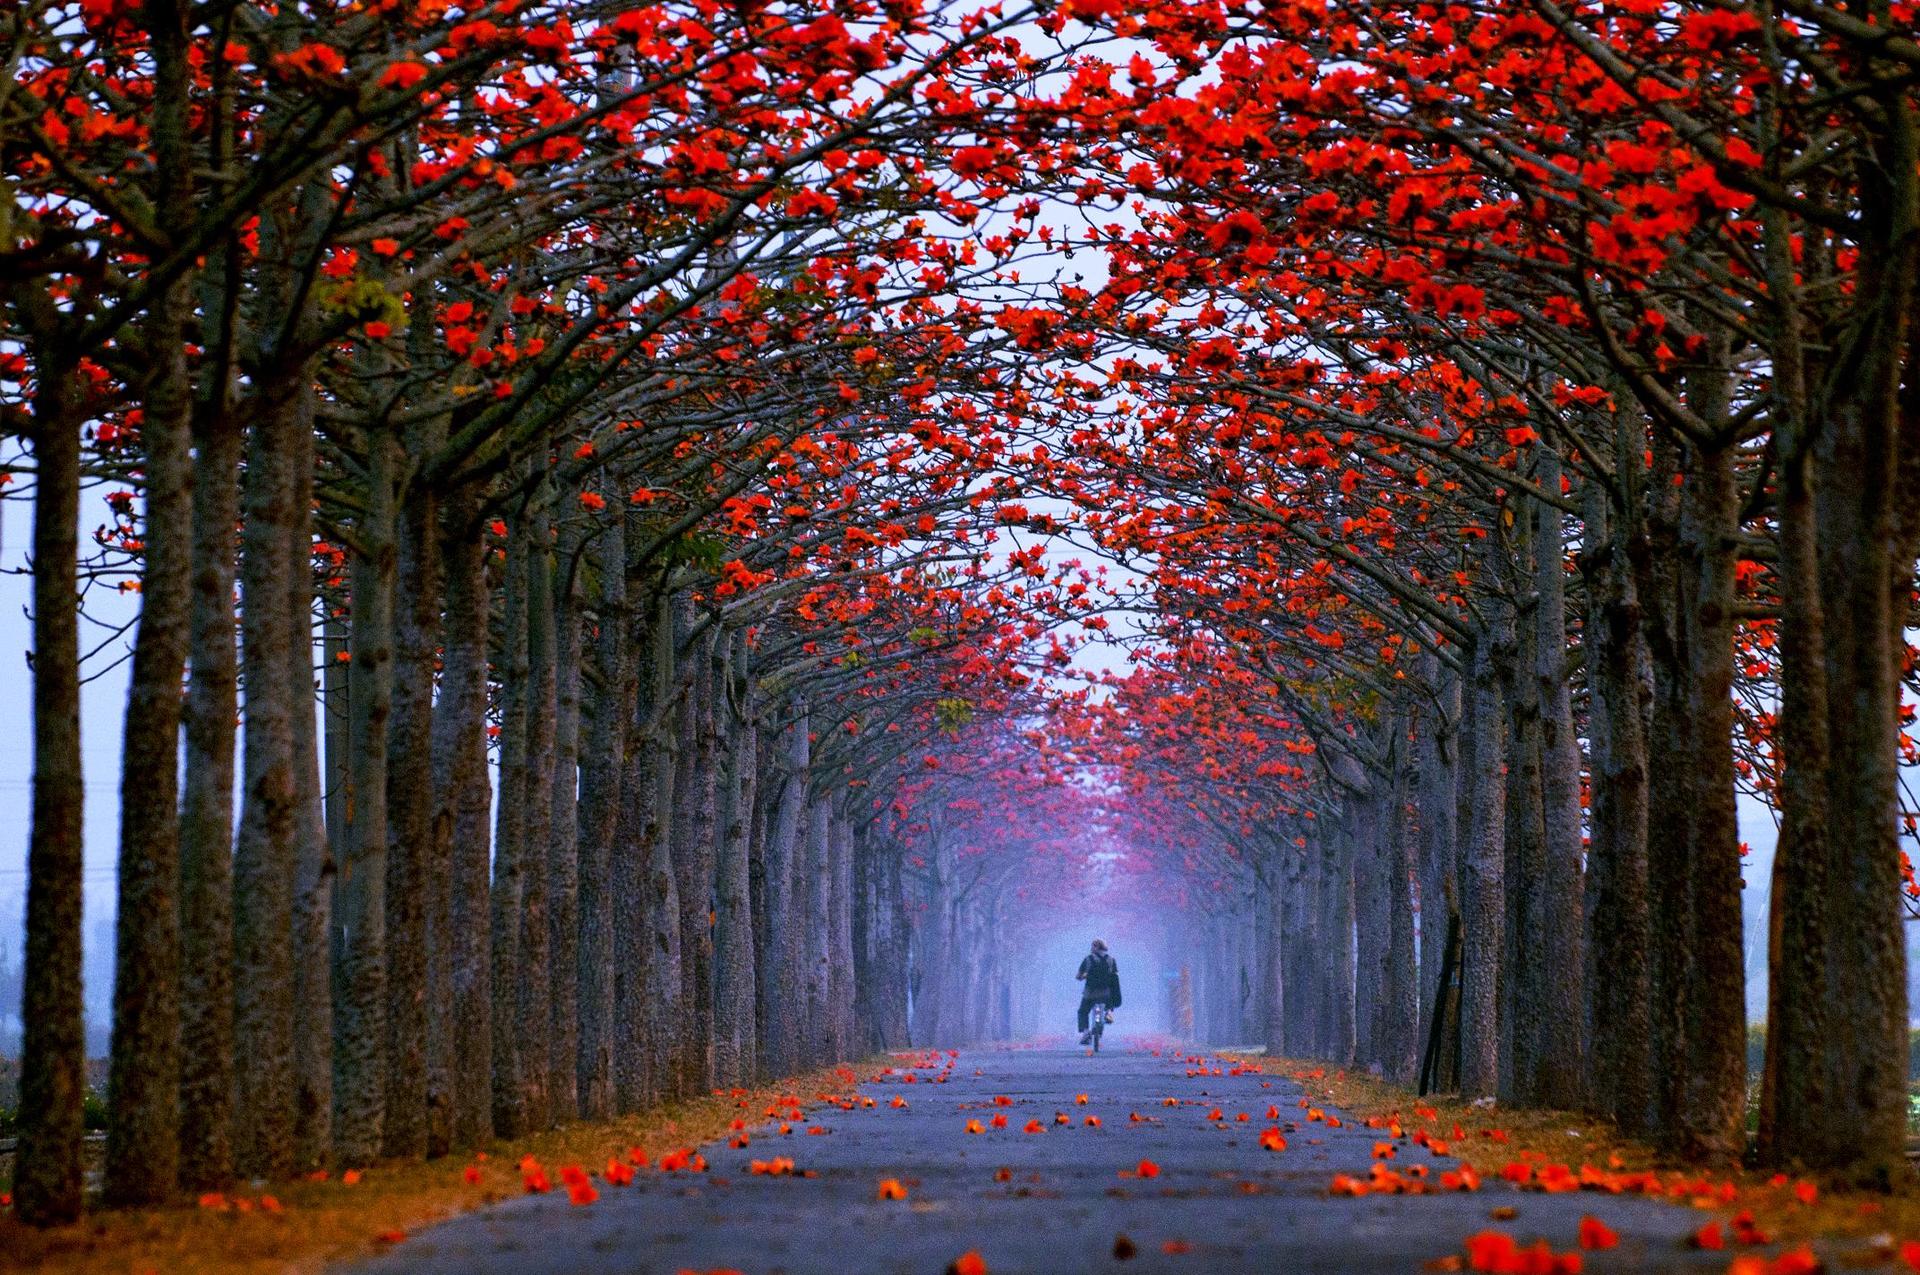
349,1047,1733,1275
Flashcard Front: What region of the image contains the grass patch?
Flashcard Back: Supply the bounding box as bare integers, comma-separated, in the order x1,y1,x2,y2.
1221,1051,1920,1261
2,1059,883,1275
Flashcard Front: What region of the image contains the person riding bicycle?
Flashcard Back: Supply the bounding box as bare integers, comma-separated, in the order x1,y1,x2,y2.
1076,939,1122,1044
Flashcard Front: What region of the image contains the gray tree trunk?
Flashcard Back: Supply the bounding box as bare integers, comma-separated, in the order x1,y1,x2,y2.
334,422,399,1166
490,508,532,1139
16,347,87,1227
763,711,810,1074
576,515,626,1119
547,539,583,1123
382,463,440,1159
178,366,243,1190
106,275,193,1206
516,499,558,1131
804,793,834,1062
831,809,858,1058
1533,457,1586,1109
288,434,330,1171
1461,620,1510,1099
1383,753,1420,1084
1579,469,1653,1132
435,489,492,1150
713,631,758,1087
1414,655,1459,1062
613,576,659,1113
641,593,684,1101
671,620,720,1094
232,375,310,1179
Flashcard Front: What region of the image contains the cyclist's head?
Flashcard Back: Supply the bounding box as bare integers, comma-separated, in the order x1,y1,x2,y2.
1091,939,1108,954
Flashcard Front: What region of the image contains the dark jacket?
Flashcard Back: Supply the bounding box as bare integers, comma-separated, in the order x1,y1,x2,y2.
1078,952,1122,1007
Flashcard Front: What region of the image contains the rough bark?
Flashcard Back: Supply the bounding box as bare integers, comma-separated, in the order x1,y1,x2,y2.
516,499,558,1131
547,538,583,1123
1532,458,1586,1110
106,282,194,1206
884,846,912,1048
672,619,720,1094
805,791,834,1062
334,421,400,1166
1502,502,1547,1104
713,630,759,1087
829,808,858,1059
382,457,440,1160
289,575,332,1172
576,516,626,1119
1579,466,1653,1133
1461,618,1510,1099
1383,754,1421,1085
490,506,531,1139
1414,654,1459,1061
613,578,660,1113
178,359,243,1190
232,374,309,1179
642,592,684,1101
1352,797,1386,1070
763,710,809,1074
434,487,492,1151
16,346,87,1227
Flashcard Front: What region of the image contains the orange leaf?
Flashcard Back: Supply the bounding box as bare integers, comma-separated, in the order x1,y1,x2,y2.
1577,1217,1617,1251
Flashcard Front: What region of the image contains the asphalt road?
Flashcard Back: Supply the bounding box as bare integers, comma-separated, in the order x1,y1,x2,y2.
344,1041,1754,1274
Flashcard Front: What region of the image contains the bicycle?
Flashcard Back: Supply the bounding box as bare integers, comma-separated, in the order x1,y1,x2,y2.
1085,999,1109,1053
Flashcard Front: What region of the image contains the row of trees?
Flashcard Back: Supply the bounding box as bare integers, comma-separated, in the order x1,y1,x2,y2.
2,0,1116,1227
1001,0,1919,1183
7,0,1917,1234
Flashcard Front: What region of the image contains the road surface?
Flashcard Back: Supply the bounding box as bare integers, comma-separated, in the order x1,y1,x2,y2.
345,1043,1749,1274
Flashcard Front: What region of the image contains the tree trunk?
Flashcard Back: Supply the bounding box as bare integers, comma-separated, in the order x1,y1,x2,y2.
106,276,194,1206
642,593,684,1101
547,537,583,1123
1776,221,1916,1179
232,374,309,1179
16,348,87,1227
1352,798,1385,1070
613,579,660,1113
435,488,492,1150
1461,619,1510,1099
1327,829,1356,1064
749,727,776,1074
1580,470,1654,1133
713,630,758,1087
805,792,834,1062
1502,504,1546,1105
334,421,399,1166
382,460,440,1160
289,568,331,1172
1415,654,1459,1063
178,361,243,1190
1383,756,1420,1084
576,516,626,1119
490,505,532,1139
1532,459,1586,1110
670,618,720,1095
830,808,858,1059
1262,846,1287,1056
516,500,557,1131
885,846,912,1049
764,711,809,1074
